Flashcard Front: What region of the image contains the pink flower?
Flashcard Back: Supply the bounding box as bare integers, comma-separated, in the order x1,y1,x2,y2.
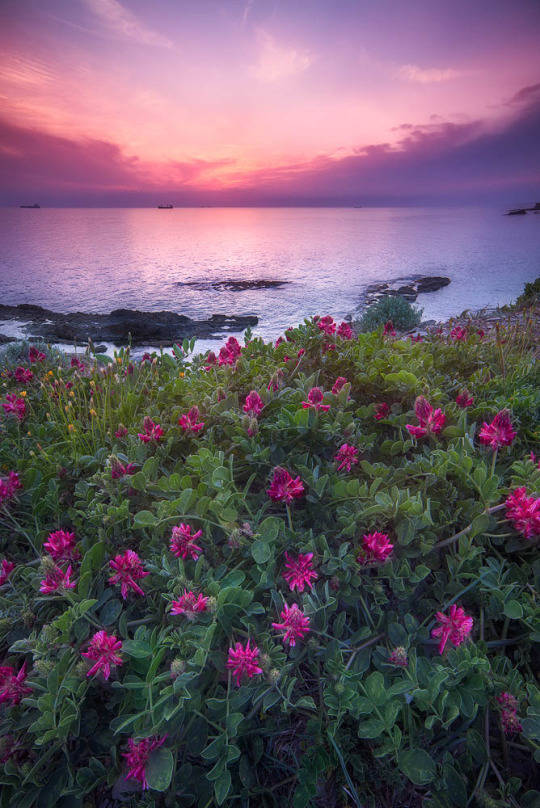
141,352,153,363
138,417,164,443
497,692,519,710
286,328,295,341
337,321,353,340
359,532,393,563
267,467,304,503
456,389,474,408
317,315,336,336
450,326,467,341
115,425,128,439
43,529,79,562
205,350,217,369
123,736,166,789
389,647,408,667
409,334,423,343
283,552,318,592
82,630,123,680
322,342,336,354
431,604,473,654
2,394,26,421
0,662,31,706
14,367,33,383
178,405,204,433
272,603,310,647
0,471,22,507
0,560,15,586
111,459,137,479
39,564,76,594
275,336,284,347
170,590,208,617
297,348,305,358
406,396,446,439
501,709,523,735
302,387,330,411
383,321,396,336
28,346,45,363
70,357,85,371
109,550,149,599
331,377,348,395
335,443,359,472
505,487,540,539
374,402,390,421
267,369,284,392
218,346,234,366
226,640,263,686
226,337,242,359
243,391,264,417
478,409,516,450
170,523,203,560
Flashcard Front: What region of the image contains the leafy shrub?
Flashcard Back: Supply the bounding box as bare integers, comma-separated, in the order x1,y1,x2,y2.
515,276,540,307
0,313,538,808
358,294,423,332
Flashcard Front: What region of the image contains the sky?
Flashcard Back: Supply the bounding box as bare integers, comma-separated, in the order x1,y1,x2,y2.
1,0,539,205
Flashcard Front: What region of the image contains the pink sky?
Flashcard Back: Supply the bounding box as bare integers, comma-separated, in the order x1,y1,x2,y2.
1,0,539,203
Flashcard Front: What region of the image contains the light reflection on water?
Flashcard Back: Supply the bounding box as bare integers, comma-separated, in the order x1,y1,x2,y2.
0,206,538,342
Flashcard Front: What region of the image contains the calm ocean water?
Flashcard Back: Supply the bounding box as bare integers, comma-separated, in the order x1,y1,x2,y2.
0,207,538,342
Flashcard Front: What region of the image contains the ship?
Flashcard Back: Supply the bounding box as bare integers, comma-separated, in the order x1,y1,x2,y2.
157,203,174,209
20,203,40,208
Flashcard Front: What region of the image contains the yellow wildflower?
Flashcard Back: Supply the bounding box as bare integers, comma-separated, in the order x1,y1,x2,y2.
68,424,75,433
179,372,185,378
20,390,27,397
89,408,97,417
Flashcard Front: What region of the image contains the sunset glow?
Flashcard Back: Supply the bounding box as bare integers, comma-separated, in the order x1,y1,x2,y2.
1,0,540,204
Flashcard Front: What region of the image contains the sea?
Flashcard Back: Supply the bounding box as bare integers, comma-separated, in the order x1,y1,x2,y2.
0,206,538,351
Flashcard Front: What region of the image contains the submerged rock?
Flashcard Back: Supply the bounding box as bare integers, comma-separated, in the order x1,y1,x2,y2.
361,274,451,306
0,304,258,347
177,279,290,291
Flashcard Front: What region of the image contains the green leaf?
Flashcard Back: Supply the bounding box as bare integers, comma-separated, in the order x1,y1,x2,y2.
133,510,157,527
99,598,122,626
145,747,174,792
214,769,231,805
503,600,523,619
364,671,387,706
121,640,152,658
398,749,436,785
357,719,385,738
251,540,271,564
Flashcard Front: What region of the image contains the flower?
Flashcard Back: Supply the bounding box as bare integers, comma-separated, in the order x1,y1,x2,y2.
335,443,359,472
359,532,393,563
170,523,203,560
275,336,284,347
501,709,523,735
406,396,446,438
337,321,354,340
141,352,153,363
267,467,304,503
456,389,474,408
497,692,519,710
297,348,305,358
505,487,540,539
82,631,123,679
225,336,242,359
14,367,33,383
450,326,467,341
283,552,318,592
70,357,85,371
178,405,204,433
374,402,390,420
409,334,423,343
170,590,209,617
115,425,128,438
317,315,336,336
28,346,45,363
111,458,137,479
383,321,396,336
227,640,262,686
389,647,408,667
205,350,217,370
478,409,516,449
267,369,284,392
39,564,76,594
0,471,22,506
43,529,78,561
331,377,348,395
0,662,31,706
138,417,164,443
243,391,264,417
109,550,149,599
123,736,166,789
431,604,473,654
0,560,15,586
272,603,310,647
2,394,26,421
302,387,330,411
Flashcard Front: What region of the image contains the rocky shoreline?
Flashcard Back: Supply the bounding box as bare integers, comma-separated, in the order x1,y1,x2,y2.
360,274,450,306
0,304,258,347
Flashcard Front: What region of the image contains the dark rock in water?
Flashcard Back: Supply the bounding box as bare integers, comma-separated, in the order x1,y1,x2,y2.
94,344,108,353
177,279,289,291
415,276,451,294
0,304,258,347
0,334,16,344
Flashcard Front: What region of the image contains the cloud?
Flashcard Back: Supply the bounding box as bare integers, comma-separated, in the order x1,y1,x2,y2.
398,64,464,83
251,30,312,82
506,82,540,106
82,0,172,48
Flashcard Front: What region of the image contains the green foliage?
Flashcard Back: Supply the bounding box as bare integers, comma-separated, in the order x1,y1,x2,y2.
0,313,538,807
515,276,540,307
358,294,423,331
